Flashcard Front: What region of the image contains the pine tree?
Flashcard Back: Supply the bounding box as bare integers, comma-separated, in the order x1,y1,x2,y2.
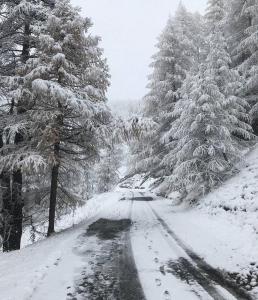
95,146,122,193
227,0,250,60
164,0,253,199
205,0,225,32
0,0,50,251
168,64,251,199
210,37,252,136
18,0,110,236
130,6,199,179
175,2,205,63
227,0,258,133
205,0,252,140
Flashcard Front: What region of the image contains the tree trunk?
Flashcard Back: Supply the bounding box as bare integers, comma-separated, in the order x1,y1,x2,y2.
47,143,60,237
47,77,63,237
223,152,229,163
1,130,25,252
20,22,30,65
2,171,23,252
1,21,31,250
2,172,11,251
0,132,23,252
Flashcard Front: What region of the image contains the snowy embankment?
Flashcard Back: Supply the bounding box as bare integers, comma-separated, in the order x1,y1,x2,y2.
21,191,121,247
149,146,258,297
0,191,122,300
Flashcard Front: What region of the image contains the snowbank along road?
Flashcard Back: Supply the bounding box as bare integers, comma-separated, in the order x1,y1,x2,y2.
129,191,253,300
66,187,255,300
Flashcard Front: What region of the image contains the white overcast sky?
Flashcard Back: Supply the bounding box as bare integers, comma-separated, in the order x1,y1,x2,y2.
71,0,207,104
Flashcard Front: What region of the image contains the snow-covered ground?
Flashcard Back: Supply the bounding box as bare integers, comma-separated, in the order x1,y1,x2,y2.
150,199,258,298
148,146,258,298
123,146,258,298
0,191,123,300
21,192,120,248
1,147,258,300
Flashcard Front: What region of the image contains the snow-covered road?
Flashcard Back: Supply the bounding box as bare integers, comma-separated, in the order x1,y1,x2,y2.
131,197,252,300
0,188,256,300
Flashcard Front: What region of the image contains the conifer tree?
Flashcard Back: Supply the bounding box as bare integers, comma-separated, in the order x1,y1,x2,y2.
165,0,253,199
130,5,199,178
18,0,110,236
168,64,251,199
95,146,122,193
129,17,180,177
205,0,252,140
0,0,51,251
228,0,258,133
205,0,225,32
208,35,252,137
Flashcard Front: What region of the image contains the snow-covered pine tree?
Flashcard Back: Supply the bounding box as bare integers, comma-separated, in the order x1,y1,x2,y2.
205,0,225,32
191,12,207,66
95,146,122,193
207,34,252,139
226,0,251,61
128,17,180,177
19,0,110,236
162,0,253,201
167,64,252,200
0,0,51,251
174,2,204,64
205,0,253,141
227,0,258,133
227,0,257,61
130,5,199,179
154,7,205,179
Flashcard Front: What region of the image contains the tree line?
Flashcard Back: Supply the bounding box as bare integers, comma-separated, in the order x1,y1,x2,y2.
129,0,257,202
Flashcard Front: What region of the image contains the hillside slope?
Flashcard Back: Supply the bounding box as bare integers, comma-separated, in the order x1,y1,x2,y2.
150,146,258,297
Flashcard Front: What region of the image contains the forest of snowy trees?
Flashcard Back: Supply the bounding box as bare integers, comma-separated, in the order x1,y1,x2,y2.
130,0,258,201
0,0,258,253
0,0,124,252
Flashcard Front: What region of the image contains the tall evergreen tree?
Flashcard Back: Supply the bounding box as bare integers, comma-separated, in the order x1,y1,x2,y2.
164,0,253,199
206,0,252,140
95,146,122,193
130,5,200,179
157,6,204,179
207,34,252,139
227,0,258,133
0,0,111,247
168,64,251,199
130,17,182,177
205,0,225,32
0,0,51,251
18,0,110,236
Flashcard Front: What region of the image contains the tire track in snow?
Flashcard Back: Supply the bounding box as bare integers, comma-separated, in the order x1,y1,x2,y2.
68,195,146,300
117,196,146,300
147,202,254,300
